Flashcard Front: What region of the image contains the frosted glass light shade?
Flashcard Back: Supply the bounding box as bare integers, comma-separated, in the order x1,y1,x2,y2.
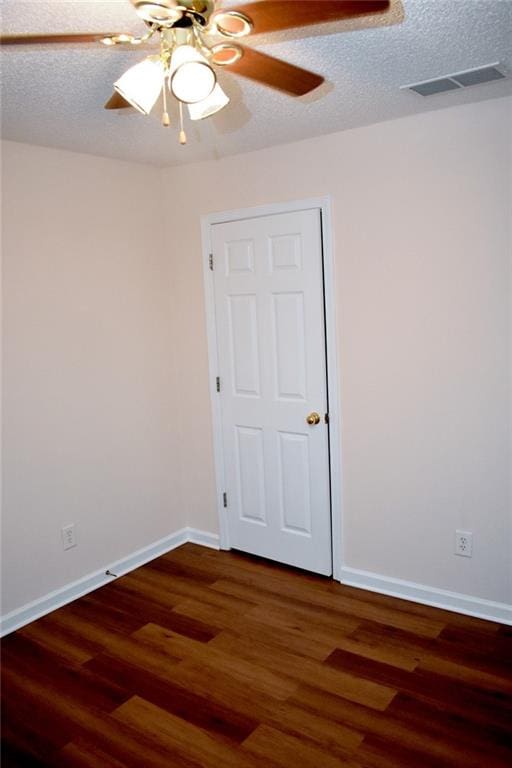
114,57,164,115
187,83,229,120
170,44,216,104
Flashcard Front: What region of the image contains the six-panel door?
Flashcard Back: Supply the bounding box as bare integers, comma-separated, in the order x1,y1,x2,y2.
212,209,332,575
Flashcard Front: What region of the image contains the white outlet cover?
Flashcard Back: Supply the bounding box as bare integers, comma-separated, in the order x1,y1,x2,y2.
61,524,76,551
455,529,473,558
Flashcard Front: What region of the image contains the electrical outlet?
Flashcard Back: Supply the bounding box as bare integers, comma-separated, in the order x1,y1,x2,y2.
61,524,76,551
455,529,472,557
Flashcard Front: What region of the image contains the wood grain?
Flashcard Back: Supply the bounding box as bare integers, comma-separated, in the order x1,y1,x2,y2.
2,543,511,767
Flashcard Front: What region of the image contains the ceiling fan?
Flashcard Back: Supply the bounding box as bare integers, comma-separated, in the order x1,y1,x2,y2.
1,0,396,144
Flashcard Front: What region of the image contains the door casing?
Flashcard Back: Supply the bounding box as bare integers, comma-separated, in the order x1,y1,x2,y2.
201,196,343,581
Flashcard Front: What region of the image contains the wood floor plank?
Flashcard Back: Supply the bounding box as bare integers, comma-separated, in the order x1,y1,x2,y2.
197,547,447,635
150,655,365,756
324,629,421,671
348,619,442,660
84,652,259,744
388,692,512,761
325,647,512,732
124,566,258,615
417,652,512,694
241,724,362,768
161,656,293,721
52,715,200,768
332,581,501,634
209,630,397,710
354,734,454,768
145,555,222,585
1,665,130,762
211,576,444,637
353,619,512,676
132,622,299,700
2,543,510,768
54,741,129,768
16,620,97,665
171,596,339,660
1,634,130,714
86,586,218,643
244,600,361,642
206,577,369,633
263,701,364,757
1,677,72,760
86,720,202,768
292,684,512,768
170,547,445,636
42,612,183,676
61,591,147,635
112,695,282,768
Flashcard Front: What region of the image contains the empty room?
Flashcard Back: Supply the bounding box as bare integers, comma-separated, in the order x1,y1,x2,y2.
1,0,511,766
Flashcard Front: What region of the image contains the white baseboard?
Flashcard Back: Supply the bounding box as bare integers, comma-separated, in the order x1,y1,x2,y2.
0,527,219,637
186,527,221,550
339,565,512,626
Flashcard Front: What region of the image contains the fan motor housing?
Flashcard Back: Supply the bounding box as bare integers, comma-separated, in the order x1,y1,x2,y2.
132,1,214,26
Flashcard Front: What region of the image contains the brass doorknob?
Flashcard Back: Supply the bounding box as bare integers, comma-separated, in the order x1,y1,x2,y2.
306,412,321,425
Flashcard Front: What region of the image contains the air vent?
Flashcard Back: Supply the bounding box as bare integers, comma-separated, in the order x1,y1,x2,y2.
451,66,505,87
408,78,461,96
402,63,506,97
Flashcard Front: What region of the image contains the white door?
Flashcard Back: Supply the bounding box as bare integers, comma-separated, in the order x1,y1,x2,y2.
211,208,332,575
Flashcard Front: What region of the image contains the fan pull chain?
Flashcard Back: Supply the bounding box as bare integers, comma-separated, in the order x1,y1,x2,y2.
162,73,170,127
179,101,187,145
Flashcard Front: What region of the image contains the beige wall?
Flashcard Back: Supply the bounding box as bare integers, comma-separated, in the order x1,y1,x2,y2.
1,141,182,614
162,96,512,605
2,96,510,617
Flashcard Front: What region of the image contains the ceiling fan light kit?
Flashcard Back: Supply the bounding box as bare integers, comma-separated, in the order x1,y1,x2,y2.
114,55,165,114
170,43,216,103
187,82,230,120
1,0,396,146
109,10,245,143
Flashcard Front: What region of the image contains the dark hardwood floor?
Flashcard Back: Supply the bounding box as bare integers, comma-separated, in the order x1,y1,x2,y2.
1,543,511,767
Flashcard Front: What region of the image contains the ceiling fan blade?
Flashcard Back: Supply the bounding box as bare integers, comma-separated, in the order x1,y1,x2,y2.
104,92,133,110
225,1,391,35
224,46,324,96
0,33,117,46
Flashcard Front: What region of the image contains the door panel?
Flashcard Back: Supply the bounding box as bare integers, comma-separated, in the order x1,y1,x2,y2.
278,430,311,534
235,426,267,525
272,291,307,400
212,208,331,575
228,294,260,396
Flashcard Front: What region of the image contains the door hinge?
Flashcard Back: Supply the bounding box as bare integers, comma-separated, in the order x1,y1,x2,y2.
209,253,214,271
223,492,228,508
216,376,221,393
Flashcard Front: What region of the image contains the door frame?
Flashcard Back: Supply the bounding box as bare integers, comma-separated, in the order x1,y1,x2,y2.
201,196,343,581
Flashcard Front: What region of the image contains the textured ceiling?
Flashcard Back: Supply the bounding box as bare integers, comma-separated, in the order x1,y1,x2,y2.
1,0,511,166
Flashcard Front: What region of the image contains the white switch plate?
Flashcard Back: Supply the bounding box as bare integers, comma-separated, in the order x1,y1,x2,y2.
61,524,76,550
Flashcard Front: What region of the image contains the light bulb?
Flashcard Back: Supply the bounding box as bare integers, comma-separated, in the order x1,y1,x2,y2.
114,56,164,115
170,44,216,104
187,84,229,120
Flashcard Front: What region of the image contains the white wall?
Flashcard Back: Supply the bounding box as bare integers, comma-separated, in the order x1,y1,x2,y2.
161,96,512,605
1,141,183,615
